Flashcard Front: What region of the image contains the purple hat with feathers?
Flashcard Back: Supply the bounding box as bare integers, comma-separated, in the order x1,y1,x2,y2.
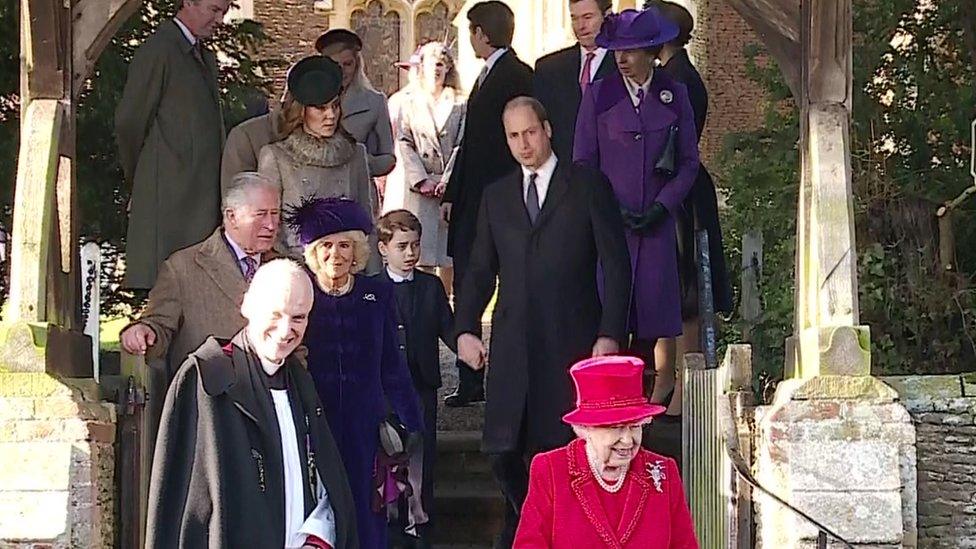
595,8,679,51
283,196,373,246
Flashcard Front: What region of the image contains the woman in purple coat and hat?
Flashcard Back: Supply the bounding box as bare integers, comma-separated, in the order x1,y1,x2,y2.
573,7,700,407
285,196,423,549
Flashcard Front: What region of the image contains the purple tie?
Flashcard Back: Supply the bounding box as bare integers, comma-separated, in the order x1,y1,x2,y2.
636,88,645,109
241,256,257,283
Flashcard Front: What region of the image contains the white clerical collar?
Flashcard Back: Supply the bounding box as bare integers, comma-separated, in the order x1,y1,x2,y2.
579,46,608,83
173,17,198,46
483,48,508,74
387,267,414,283
224,231,261,265
259,355,285,376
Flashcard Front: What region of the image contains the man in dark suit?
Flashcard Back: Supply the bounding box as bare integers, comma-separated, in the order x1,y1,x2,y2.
533,0,616,161
454,97,631,548
441,1,534,407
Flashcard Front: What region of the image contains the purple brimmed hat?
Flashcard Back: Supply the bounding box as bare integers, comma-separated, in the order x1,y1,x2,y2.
283,196,373,246
595,7,679,51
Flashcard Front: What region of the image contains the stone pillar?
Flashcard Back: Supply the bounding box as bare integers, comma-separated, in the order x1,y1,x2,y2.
754,379,917,547
0,373,116,548
753,2,918,547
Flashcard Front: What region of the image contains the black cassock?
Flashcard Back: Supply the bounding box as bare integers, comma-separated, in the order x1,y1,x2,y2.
146,332,359,549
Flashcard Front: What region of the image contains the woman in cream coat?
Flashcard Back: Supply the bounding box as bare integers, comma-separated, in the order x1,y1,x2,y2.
384,41,465,282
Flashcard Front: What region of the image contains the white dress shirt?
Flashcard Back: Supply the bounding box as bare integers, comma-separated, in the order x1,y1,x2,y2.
173,17,197,46
476,47,509,87
623,72,653,108
386,267,414,283
521,153,559,210
579,46,608,84
225,232,261,273
270,388,337,548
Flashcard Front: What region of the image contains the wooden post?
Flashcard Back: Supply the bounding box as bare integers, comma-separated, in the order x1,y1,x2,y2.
790,0,870,378
3,0,142,374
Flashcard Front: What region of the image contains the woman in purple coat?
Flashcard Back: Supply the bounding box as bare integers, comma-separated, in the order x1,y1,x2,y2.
286,196,423,549
573,7,699,406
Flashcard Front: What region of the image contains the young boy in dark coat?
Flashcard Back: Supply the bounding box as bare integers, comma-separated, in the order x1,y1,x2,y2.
375,210,456,547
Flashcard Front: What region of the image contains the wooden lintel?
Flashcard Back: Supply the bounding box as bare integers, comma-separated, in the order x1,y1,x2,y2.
23,0,65,100
6,99,64,324
72,0,144,97
725,0,801,98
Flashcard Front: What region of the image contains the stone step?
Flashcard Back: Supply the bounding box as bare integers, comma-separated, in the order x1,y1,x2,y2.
432,478,505,545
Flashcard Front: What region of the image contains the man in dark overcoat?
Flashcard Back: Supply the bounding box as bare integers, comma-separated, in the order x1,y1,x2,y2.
533,0,617,161
116,0,229,289
454,97,631,548
146,259,358,549
441,1,534,407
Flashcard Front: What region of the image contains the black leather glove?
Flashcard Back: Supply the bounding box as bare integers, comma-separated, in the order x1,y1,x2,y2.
639,202,668,229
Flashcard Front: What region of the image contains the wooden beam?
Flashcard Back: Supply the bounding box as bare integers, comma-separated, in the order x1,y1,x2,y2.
6,99,64,323
725,0,801,97
22,0,65,100
72,0,143,97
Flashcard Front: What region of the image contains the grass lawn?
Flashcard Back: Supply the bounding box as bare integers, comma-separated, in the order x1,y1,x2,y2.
100,316,128,353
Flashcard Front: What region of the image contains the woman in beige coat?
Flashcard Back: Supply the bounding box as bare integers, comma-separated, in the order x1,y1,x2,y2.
258,56,375,259
384,42,465,285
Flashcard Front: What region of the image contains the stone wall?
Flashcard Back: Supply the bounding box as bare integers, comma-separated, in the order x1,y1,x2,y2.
252,0,331,94
883,375,976,549
688,0,768,169
0,374,116,548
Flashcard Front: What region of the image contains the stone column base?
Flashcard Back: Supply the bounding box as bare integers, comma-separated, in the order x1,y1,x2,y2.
754,376,917,548
0,372,116,548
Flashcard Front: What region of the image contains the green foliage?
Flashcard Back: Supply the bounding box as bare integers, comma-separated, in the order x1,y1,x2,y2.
0,2,278,314
719,0,976,393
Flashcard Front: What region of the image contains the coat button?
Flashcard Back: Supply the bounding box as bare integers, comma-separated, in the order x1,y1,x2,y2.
398,344,406,351
397,324,404,330
316,407,323,417
634,134,642,141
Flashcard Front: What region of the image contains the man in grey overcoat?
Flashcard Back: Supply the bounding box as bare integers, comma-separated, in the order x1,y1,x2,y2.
116,0,230,289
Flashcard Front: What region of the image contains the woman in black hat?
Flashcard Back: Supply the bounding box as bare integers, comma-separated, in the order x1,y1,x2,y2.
258,56,376,261
316,29,396,180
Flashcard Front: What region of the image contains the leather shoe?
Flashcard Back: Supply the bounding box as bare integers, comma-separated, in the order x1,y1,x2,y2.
444,386,485,407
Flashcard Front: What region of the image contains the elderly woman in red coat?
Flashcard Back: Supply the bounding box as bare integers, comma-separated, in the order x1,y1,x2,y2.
514,356,698,548
574,8,699,410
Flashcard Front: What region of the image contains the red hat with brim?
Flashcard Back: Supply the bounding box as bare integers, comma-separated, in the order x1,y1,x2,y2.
562,356,666,427
595,7,679,51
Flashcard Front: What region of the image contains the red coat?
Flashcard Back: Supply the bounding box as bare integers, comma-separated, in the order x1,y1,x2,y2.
514,439,699,549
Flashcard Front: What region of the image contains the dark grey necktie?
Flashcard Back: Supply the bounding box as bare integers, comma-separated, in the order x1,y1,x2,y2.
525,173,540,224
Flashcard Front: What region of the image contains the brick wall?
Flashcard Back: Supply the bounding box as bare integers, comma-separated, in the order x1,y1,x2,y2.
690,0,767,172
884,375,976,549
252,1,331,97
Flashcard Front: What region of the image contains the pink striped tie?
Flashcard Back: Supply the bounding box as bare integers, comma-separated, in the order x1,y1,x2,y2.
580,52,596,89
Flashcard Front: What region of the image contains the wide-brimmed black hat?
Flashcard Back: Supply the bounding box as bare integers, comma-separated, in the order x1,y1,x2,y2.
287,56,343,107
315,29,363,54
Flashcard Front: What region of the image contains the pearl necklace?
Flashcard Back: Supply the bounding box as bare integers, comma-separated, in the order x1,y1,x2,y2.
588,455,629,493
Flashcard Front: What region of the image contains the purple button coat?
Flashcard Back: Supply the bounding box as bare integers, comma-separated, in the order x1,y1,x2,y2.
574,70,700,339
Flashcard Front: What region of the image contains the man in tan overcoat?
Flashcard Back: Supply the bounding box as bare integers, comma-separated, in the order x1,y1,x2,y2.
120,172,280,440
116,0,230,289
